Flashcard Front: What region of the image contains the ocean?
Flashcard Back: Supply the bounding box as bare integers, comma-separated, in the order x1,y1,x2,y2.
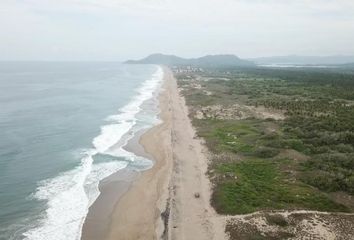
0,62,163,240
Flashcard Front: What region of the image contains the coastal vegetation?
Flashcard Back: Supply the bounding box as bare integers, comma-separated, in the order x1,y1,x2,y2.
176,66,354,215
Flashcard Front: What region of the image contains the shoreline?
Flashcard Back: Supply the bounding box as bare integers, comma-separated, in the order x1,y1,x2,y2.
81,168,138,240
81,127,157,240
102,66,173,240
81,66,173,240
82,66,226,240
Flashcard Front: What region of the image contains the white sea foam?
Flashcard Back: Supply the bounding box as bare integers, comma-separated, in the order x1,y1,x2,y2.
23,66,163,240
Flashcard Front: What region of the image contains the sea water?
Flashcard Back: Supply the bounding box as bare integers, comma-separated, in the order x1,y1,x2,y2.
0,62,163,240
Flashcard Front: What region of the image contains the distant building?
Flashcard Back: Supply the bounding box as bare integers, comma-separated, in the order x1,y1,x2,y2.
171,65,204,74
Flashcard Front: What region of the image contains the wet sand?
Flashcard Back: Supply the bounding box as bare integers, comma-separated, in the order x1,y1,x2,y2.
81,169,137,240
82,67,226,240
103,67,173,240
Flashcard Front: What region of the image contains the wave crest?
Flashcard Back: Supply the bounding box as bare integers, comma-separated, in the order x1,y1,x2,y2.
23,66,163,240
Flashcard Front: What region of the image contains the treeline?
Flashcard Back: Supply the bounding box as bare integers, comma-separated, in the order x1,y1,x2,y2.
222,67,354,195
221,67,354,100
241,67,354,87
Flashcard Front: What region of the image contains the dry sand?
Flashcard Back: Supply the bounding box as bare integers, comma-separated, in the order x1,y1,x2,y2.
166,69,226,240
95,67,226,240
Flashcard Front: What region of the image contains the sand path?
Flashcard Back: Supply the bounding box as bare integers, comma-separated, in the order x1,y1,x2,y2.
167,68,226,240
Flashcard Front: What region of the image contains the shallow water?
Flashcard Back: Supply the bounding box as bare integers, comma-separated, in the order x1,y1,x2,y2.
0,62,162,240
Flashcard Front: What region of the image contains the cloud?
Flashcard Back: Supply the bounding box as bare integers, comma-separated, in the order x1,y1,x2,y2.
0,0,353,60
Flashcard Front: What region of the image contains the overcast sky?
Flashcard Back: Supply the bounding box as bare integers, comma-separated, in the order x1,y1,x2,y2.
1,0,354,61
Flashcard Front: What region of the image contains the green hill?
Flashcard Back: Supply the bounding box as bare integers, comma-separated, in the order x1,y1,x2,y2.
125,53,255,67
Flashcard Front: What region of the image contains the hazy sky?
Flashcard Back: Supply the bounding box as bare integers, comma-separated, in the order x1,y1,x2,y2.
1,0,354,61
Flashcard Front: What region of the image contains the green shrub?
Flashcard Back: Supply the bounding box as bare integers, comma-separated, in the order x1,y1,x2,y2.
335,144,354,153
282,139,306,152
254,147,280,158
211,160,348,214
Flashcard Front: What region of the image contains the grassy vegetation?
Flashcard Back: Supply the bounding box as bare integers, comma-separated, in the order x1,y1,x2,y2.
194,119,259,154
176,66,354,214
213,160,347,214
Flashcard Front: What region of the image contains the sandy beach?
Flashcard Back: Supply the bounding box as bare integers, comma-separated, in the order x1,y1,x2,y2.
102,67,173,240
82,67,226,240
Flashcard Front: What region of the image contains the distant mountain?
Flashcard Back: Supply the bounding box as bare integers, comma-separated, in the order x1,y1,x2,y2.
191,55,254,67
250,55,354,65
125,54,186,65
125,53,255,67
339,62,354,69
